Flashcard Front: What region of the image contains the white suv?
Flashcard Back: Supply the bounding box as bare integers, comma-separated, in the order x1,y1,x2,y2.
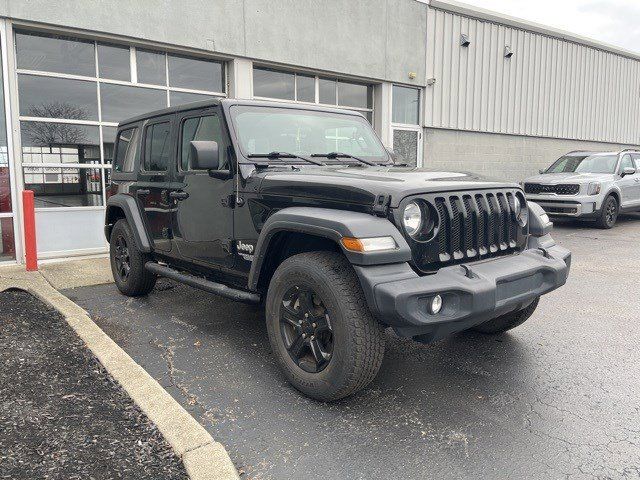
522,150,640,228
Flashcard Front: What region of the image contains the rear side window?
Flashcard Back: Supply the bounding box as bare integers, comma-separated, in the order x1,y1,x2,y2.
113,127,139,173
143,121,171,171
180,114,228,170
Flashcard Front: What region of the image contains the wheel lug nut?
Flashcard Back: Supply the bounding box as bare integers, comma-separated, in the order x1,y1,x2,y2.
302,333,307,338
310,335,315,340
312,323,316,328
304,313,309,318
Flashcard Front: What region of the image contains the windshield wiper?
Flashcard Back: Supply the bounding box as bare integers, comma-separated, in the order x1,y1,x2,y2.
310,151,378,166
247,151,325,166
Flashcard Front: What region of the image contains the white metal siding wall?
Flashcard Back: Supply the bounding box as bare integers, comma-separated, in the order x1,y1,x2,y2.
425,6,640,145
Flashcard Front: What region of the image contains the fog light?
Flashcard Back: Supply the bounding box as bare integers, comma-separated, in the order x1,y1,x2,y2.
429,295,443,315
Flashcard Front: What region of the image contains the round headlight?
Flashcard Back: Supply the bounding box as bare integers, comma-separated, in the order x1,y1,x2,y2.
403,201,423,236
513,195,529,227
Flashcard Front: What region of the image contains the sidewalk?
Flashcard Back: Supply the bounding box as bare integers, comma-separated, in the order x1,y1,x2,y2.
0,260,238,480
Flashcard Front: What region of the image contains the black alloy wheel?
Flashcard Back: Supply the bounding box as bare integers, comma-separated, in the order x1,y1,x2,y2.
113,234,131,281
604,198,617,226
279,285,334,373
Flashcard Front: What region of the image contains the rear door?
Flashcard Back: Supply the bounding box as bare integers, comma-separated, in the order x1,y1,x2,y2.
137,115,175,252
171,106,235,269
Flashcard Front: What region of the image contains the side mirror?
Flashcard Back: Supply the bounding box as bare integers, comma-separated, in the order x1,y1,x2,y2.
190,140,219,170
621,166,636,177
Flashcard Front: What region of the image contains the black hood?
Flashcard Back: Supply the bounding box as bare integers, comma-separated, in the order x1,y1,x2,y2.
254,165,517,208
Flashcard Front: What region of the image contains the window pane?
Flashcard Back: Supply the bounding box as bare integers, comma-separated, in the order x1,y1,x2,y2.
24,166,103,208
144,122,171,171
102,126,117,164
98,43,130,81
181,115,227,170
21,122,100,166
0,218,15,261
100,84,166,123
253,68,294,100
318,78,336,105
15,31,95,77
18,74,98,121
338,81,371,109
114,127,140,173
137,49,166,85
392,129,418,167
296,74,315,102
168,54,223,92
392,85,420,125
170,91,217,106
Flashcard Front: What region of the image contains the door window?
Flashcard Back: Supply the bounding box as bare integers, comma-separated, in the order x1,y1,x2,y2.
631,153,640,170
143,122,171,171
113,127,139,173
619,154,633,173
180,114,228,170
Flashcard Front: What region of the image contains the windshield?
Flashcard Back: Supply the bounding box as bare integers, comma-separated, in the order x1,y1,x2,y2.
229,105,388,163
545,154,618,174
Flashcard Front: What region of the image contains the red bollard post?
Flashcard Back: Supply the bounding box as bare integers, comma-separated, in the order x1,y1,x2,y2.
22,190,38,271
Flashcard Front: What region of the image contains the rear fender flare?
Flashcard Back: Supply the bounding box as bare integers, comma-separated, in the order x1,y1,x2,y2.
105,194,152,253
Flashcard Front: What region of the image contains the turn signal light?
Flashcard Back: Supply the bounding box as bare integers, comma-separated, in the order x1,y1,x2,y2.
341,236,397,252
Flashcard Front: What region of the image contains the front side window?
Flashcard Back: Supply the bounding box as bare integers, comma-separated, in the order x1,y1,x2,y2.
114,127,139,173
180,115,228,170
619,154,633,172
230,106,387,163
143,122,171,171
545,154,618,174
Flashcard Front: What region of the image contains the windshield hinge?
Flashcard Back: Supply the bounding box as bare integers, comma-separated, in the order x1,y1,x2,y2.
373,194,391,217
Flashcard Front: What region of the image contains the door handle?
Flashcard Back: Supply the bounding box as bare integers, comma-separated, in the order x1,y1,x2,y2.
136,189,150,195
169,190,189,201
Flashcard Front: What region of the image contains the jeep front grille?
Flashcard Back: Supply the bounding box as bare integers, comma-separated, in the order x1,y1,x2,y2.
524,183,579,195
399,189,526,274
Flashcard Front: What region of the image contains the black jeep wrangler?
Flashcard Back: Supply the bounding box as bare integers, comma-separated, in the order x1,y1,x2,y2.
105,99,571,401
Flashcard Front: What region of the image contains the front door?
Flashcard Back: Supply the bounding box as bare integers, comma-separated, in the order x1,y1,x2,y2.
137,115,175,252
617,154,640,208
171,107,234,269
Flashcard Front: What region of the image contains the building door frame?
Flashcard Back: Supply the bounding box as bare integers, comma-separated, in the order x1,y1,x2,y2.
0,19,20,264
390,85,423,167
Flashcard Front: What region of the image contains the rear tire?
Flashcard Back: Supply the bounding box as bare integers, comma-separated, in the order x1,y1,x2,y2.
265,252,385,402
109,219,157,297
595,195,618,229
472,298,540,334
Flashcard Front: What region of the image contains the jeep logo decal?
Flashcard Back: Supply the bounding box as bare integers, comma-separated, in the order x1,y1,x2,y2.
237,240,254,254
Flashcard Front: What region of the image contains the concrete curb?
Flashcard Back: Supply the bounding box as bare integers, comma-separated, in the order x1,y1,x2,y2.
0,273,239,480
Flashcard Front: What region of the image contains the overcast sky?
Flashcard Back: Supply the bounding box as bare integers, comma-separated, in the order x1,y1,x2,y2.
461,0,640,53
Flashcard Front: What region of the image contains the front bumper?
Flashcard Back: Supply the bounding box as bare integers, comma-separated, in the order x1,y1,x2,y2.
525,194,601,218
354,240,571,342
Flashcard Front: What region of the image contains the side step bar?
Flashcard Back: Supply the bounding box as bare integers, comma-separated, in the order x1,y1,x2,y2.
145,262,261,304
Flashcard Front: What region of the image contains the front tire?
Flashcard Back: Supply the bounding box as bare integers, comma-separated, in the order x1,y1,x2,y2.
109,219,157,297
595,195,618,229
265,252,385,402
472,298,540,334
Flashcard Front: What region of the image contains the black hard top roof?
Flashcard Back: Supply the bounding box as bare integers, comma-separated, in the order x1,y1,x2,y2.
118,98,366,127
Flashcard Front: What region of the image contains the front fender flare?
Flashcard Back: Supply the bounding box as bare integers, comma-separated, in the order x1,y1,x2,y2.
248,207,411,291
105,194,152,253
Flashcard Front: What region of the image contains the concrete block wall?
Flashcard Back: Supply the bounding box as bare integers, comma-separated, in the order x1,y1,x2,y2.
423,128,640,182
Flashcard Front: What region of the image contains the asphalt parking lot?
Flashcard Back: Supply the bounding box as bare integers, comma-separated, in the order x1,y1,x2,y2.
64,215,640,479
